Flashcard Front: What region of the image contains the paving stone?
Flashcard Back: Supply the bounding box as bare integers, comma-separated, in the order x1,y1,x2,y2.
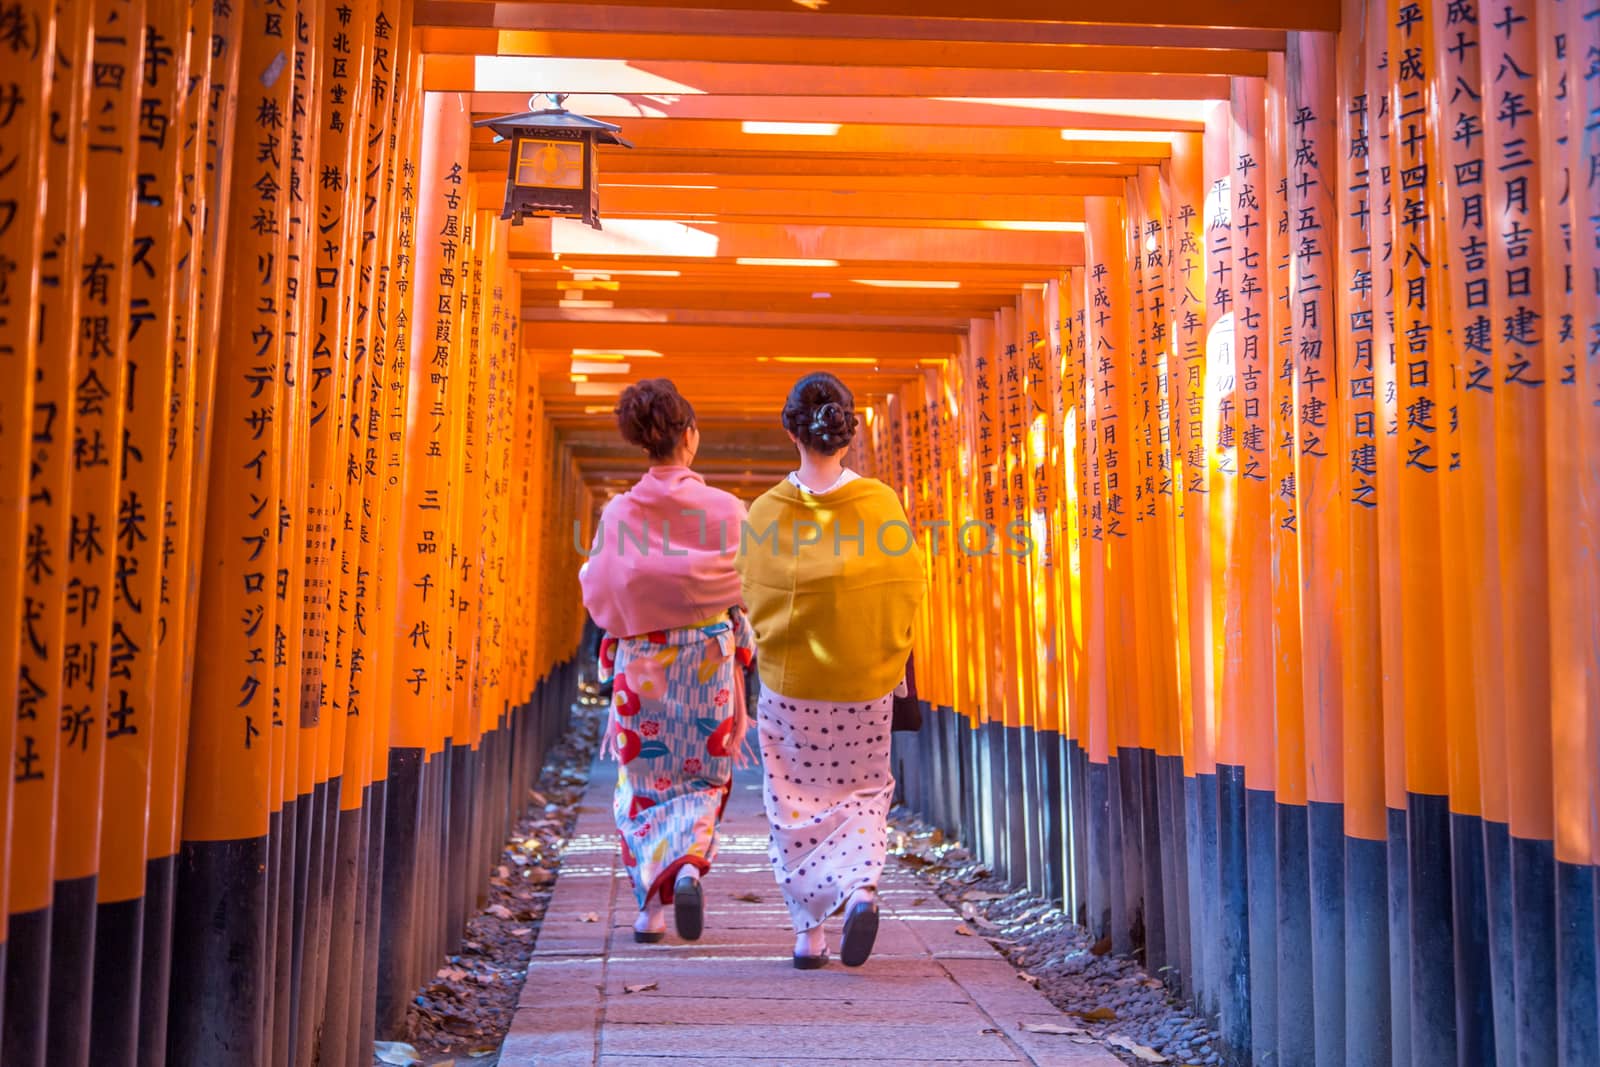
602,992,995,1028
600,1021,1024,1061
517,958,605,1009
601,958,971,1003
596,1059,1025,1066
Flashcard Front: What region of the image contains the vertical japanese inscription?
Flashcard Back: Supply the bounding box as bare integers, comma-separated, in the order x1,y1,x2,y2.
56,0,145,883
1287,32,1346,792
0,0,54,932
181,0,291,841
100,0,186,904
391,91,466,751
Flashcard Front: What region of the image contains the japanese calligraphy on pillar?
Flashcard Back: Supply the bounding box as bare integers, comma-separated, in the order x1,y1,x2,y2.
391,91,468,751
278,0,316,801
182,0,291,842
3,0,53,793
1202,103,1237,719
1225,76,1273,736
1391,0,1446,482
0,1,52,758
13,2,92,923
1162,131,1212,751
319,0,377,744
973,317,997,524
1265,46,1307,808
347,0,402,737
1386,0,1456,799
1287,33,1345,747
1482,0,1553,723
378,86,421,755
1127,179,1154,533
150,0,227,880
100,0,187,904
56,0,145,883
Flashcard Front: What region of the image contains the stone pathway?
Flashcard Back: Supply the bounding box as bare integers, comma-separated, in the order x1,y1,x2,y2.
501,758,1120,1066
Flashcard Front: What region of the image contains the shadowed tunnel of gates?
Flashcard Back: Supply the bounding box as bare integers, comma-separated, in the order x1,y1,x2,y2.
0,1,1597,1066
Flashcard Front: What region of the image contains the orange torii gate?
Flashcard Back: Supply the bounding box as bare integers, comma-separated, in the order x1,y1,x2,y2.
1,2,587,1065
0,1,1595,1066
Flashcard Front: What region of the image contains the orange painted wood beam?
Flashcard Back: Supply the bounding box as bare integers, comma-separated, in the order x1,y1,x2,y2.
587,171,1129,196
539,364,933,386
505,217,1085,267
468,117,1175,162
418,0,1338,33
420,27,1271,77
522,320,957,354
520,259,1060,284
420,2,1286,52
553,212,1082,233
507,150,1143,180
466,92,1210,132
526,306,981,330
426,55,1232,99
524,282,1034,307
529,184,1087,223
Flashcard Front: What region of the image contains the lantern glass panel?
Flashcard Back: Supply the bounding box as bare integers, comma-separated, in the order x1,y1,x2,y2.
514,137,584,189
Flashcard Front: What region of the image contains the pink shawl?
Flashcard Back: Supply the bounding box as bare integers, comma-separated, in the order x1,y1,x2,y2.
578,465,747,637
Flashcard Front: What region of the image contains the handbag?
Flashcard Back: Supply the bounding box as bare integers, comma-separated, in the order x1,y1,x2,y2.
891,652,922,732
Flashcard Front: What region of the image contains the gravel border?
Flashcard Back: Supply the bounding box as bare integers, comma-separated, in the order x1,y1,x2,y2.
375,699,607,1067
886,806,1224,1067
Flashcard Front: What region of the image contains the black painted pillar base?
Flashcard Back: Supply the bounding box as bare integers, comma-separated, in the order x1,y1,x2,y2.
168,836,270,1066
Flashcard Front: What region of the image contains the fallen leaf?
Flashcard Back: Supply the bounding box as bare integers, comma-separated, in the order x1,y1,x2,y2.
1105,1034,1169,1063
486,904,514,920
495,866,510,880
1017,972,1041,986
1075,1006,1117,1022
581,912,600,923
911,897,928,906
509,926,534,938
1090,936,1113,956
623,982,658,994
954,924,974,936
732,891,763,903
982,1028,1002,1035
963,890,1007,902
1071,1036,1097,1045
529,790,548,806
437,967,469,982
374,1042,422,1066
1020,1022,1088,1036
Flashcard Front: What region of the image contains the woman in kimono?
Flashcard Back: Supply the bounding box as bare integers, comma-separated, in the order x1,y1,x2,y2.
580,379,754,943
737,372,926,968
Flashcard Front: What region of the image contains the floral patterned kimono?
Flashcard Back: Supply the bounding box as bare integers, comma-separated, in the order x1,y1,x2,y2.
598,607,756,908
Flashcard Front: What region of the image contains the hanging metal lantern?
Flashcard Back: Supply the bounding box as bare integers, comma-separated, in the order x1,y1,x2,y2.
474,93,633,230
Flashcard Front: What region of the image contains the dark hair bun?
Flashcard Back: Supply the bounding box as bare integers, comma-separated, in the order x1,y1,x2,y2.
782,372,858,454
615,378,695,461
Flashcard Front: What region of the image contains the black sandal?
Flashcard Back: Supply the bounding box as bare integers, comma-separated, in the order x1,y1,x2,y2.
793,951,828,970
633,928,664,943
673,875,704,941
839,894,879,967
